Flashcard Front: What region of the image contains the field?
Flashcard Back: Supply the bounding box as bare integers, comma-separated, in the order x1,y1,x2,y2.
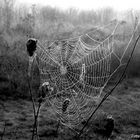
1,78,140,140
1,1,140,140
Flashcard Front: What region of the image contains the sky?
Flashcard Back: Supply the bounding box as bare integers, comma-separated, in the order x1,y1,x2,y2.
17,0,140,11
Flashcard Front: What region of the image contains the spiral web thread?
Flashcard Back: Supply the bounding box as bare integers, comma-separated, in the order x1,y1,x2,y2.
33,21,136,129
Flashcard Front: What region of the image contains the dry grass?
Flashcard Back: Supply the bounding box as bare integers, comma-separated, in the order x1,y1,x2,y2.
0,78,140,140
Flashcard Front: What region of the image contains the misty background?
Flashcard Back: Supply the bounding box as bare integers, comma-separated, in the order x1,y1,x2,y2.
0,0,140,99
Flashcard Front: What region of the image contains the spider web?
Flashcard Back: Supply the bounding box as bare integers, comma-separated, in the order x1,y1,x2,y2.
32,21,137,129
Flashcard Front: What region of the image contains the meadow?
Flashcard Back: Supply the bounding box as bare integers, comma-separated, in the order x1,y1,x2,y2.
0,0,140,139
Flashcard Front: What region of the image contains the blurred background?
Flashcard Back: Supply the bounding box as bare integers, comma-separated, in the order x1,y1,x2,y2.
0,0,140,99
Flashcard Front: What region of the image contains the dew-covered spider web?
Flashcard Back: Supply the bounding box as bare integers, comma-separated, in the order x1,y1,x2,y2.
31,20,138,130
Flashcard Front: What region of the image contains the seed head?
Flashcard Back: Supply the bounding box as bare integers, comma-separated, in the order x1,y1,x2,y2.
62,98,70,113
39,82,50,98
26,38,37,56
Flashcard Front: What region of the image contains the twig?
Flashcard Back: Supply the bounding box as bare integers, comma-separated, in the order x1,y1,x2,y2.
28,76,42,140
1,121,6,140
27,74,36,140
34,102,41,140
77,34,140,138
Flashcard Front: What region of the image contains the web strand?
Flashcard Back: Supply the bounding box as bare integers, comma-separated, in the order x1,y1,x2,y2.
32,20,137,128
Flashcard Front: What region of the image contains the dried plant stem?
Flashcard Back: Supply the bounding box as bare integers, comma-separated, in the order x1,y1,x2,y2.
28,78,42,140
27,76,37,140
34,102,41,140
27,53,42,140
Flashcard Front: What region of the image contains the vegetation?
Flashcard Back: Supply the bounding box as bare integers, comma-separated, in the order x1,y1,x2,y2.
0,0,140,139
0,0,139,99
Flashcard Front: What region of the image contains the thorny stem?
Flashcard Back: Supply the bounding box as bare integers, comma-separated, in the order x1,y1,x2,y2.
77,34,140,138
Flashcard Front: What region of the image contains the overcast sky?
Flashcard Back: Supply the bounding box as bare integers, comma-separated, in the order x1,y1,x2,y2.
17,0,140,11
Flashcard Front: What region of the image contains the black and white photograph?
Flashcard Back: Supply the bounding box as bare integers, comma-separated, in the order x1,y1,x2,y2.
0,0,140,139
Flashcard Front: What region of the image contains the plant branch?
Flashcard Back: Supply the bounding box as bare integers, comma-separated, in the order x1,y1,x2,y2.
34,102,42,140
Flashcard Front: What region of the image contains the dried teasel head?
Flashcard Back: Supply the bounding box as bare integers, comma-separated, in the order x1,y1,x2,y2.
101,114,114,138
26,38,37,57
39,82,50,99
62,98,70,113
107,115,113,119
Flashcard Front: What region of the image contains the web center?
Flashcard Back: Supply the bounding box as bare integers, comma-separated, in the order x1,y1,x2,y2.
60,65,67,75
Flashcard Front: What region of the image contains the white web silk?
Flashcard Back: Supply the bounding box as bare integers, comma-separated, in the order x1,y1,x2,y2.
31,21,137,128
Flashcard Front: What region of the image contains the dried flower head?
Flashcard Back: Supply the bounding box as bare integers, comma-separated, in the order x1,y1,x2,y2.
39,82,50,98
26,38,37,56
62,98,70,113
